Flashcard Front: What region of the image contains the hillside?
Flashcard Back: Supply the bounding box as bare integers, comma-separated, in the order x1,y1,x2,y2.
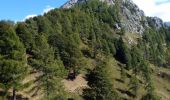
0,0,170,100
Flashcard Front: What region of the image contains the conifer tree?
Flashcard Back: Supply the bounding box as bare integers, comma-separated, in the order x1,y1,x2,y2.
83,59,120,100
115,37,132,69
0,21,28,100
30,35,65,99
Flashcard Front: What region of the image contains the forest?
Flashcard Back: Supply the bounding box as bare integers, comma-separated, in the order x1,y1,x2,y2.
0,0,170,100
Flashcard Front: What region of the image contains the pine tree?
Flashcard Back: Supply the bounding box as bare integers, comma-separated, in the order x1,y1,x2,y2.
115,37,132,69
30,35,65,99
16,22,34,52
129,76,139,97
83,59,120,100
131,46,142,75
120,64,126,82
0,21,28,100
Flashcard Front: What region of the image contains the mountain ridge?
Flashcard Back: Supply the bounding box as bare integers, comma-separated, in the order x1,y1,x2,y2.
61,0,165,34
165,22,170,26
61,0,164,35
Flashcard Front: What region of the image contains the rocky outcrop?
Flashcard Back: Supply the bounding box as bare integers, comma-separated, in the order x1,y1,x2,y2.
147,17,164,29
61,0,114,8
165,22,170,26
61,0,79,9
120,0,147,34
100,0,114,5
61,0,163,34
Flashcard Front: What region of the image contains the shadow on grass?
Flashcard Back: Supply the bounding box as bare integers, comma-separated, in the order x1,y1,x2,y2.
115,78,124,83
116,88,135,98
0,90,28,100
7,94,29,100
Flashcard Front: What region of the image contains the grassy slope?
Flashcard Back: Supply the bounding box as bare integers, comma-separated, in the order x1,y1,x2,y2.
151,66,170,100
109,59,170,100
0,57,170,100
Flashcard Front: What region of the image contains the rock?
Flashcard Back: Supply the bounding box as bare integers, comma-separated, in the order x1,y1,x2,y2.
100,0,115,5
61,0,164,34
61,0,115,8
147,17,164,29
165,22,170,26
119,0,147,34
114,23,121,30
61,0,79,9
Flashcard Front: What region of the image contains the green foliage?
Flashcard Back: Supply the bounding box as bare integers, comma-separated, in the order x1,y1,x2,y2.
130,46,143,75
129,76,139,97
120,64,126,82
142,27,166,66
16,22,35,52
29,35,66,99
83,59,120,100
139,61,160,100
115,37,132,69
1,0,170,99
48,33,83,72
36,16,52,35
141,93,160,100
0,21,28,99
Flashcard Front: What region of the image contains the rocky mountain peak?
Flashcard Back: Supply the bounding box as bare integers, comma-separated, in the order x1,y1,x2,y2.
61,0,164,35
165,22,170,26
147,17,164,29
61,0,115,8
61,0,79,9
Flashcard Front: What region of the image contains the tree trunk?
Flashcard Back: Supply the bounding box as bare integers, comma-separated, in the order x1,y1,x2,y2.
3,88,8,100
12,88,16,100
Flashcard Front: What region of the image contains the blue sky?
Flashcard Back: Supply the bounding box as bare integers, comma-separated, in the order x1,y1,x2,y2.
0,0,68,22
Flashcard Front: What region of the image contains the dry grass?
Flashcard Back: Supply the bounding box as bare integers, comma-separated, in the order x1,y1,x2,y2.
1,58,170,100
62,74,88,94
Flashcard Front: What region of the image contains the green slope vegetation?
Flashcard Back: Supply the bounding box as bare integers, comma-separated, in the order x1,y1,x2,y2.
0,0,170,100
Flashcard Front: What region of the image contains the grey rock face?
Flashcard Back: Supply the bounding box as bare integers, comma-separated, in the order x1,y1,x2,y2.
62,0,163,34
165,22,170,26
61,0,115,8
147,17,164,29
153,17,164,28
61,0,79,9
120,0,147,34
100,0,115,5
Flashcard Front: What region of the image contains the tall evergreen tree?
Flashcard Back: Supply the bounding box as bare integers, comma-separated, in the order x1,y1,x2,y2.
0,21,28,100
83,59,120,100
115,37,132,69
16,22,34,52
30,35,65,99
